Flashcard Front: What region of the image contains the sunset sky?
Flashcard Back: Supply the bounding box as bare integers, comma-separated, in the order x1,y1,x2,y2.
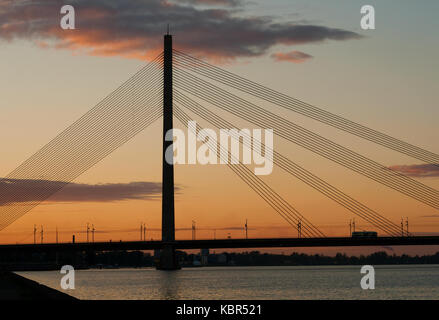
0,0,438,255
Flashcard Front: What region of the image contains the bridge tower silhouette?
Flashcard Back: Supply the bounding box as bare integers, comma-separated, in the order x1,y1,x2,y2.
158,32,180,270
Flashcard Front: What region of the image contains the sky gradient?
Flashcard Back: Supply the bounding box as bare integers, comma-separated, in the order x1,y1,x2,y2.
0,0,438,255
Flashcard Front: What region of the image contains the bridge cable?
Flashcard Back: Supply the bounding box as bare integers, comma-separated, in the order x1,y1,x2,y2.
8,53,164,180
0,105,162,229
174,70,439,209
0,63,164,228
174,105,322,237
0,54,164,230
174,104,325,238
175,90,403,237
173,50,439,166
173,69,439,210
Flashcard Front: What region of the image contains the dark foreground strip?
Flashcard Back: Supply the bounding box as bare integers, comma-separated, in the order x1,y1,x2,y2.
0,299,436,318
0,271,76,300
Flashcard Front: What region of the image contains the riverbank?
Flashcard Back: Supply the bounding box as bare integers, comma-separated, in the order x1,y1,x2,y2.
0,271,77,300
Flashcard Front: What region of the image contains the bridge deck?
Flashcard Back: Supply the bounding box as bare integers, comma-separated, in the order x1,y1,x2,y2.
0,236,439,253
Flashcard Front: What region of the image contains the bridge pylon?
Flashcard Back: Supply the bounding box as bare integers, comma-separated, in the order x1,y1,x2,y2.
157,32,180,270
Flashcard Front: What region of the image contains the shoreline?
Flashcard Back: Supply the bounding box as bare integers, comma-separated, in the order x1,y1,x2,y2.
7,261,439,272
0,271,77,300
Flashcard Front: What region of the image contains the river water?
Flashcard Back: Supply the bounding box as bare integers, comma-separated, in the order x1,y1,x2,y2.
17,265,439,300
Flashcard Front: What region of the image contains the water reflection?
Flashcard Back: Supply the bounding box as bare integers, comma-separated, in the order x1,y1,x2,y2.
158,270,182,299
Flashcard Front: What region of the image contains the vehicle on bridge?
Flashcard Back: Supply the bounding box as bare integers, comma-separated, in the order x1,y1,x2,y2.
351,231,378,238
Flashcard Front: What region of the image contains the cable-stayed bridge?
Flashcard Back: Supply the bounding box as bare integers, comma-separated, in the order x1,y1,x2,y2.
1,34,439,269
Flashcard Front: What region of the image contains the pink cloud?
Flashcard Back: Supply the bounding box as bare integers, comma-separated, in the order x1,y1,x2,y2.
389,164,439,178
271,50,313,63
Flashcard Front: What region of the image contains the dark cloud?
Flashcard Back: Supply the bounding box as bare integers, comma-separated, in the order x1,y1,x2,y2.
388,164,439,178
271,50,313,63
0,0,362,61
0,178,174,205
